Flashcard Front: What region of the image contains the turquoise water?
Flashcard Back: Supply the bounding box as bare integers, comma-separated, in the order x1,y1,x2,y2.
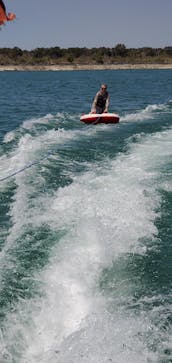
0,70,172,363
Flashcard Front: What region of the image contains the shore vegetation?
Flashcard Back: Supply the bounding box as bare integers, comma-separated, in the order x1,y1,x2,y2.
0,44,172,66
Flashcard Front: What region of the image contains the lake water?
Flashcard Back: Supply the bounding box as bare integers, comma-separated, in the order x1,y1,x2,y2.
0,69,172,363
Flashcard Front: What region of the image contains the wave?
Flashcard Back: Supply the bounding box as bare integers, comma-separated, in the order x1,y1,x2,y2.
0,126,171,362
2,98,171,148
121,101,171,123
0,100,171,184
3,112,80,144
0,120,98,183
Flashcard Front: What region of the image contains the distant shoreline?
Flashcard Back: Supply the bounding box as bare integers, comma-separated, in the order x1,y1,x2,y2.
1,63,172,71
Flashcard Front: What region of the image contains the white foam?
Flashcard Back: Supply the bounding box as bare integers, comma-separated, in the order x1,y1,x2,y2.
47,310,160,363
3,131,16,143
1,126,172,362
22,112,82,130
2,112,81,145
22,114,54,130
121,103,167,123
0,126,80,264
0,126,87,185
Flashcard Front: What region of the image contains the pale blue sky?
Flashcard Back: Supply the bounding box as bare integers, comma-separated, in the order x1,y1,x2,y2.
1,0,172,50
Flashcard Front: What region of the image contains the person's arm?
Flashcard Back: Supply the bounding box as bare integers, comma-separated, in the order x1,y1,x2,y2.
91,92,99,113
104,93,110,112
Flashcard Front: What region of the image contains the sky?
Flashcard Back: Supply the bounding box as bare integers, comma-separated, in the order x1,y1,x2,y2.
1,0,172,50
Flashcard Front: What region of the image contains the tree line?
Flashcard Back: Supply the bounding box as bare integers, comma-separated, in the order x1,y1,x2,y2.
0,44,172,65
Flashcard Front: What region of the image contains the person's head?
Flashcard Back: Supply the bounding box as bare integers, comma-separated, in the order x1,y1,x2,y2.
100,84,107,93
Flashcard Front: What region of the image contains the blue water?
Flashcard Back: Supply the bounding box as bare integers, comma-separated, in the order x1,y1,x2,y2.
0,69,172,363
